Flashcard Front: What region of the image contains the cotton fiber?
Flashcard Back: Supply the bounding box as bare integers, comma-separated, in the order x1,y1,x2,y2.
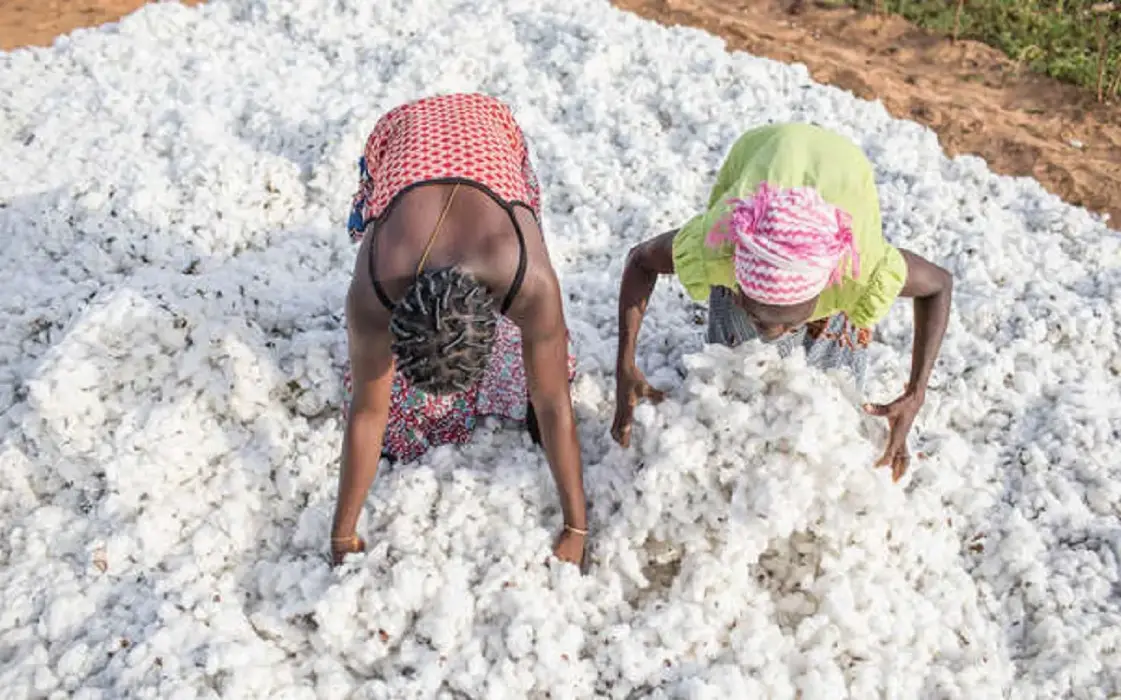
1,0,1119,697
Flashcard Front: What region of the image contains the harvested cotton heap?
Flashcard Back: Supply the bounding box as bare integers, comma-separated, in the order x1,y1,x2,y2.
0,0,1119,698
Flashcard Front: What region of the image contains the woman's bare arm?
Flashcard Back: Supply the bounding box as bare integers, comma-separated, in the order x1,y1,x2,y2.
611,230,677,446
862,248,953,481
896,248,953,397
510,265,587,565
329,281,395,563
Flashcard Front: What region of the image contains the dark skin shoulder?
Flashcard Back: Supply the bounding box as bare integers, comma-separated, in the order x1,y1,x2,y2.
612,228,952,482
331,184,588,568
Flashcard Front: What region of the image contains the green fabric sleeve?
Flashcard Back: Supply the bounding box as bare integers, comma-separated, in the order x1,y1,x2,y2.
848,244,907,327
672,212,734,302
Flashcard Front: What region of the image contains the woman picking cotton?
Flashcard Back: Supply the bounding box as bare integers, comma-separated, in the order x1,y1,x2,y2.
612,123,952,481
331,93,588,569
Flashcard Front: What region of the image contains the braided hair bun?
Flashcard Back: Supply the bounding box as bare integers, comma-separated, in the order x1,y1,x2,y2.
389,267,499,395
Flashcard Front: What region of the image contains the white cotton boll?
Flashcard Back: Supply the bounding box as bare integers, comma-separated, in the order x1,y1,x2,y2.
632,402,658,432
41,590,96,645
795,661,848,700
504,623,535,659
483,660,536,700
0,0,1116,695
55,641,94,690
188,523,232,568
414,587,475,654
677,664,758,699
307,659,354,700
614,628,663,682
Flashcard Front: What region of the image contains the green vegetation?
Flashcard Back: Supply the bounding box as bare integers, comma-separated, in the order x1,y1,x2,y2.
837,0,1121,100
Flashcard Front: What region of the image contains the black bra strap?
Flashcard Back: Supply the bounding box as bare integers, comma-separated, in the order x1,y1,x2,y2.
364,180,532,315
499,206,529,315
366,222,398,312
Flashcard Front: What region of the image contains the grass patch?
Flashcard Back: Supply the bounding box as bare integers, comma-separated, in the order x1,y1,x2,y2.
835,0,1121,100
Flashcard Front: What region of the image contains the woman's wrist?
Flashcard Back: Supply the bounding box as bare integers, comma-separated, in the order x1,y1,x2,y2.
563,523,589,537
330,522,358,541
904,380,928,400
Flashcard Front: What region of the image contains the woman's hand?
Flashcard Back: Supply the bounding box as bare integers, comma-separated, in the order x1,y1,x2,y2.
878,249,951,482
613,231,677,448
553,528,587,570
330,533,366,567
611,368,666,448
864,389,924,482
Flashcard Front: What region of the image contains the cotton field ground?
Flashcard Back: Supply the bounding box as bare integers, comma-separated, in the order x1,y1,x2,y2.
1,0,1119,698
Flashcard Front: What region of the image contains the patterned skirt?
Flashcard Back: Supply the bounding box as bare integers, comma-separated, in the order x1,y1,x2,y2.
706,287,872,390
342,317,577,463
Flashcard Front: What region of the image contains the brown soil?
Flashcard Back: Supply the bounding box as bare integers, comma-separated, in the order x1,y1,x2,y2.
2,0,1119,229
0,1,201,50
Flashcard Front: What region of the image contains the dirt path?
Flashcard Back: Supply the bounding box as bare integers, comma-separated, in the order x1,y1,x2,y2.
2,0,1118,230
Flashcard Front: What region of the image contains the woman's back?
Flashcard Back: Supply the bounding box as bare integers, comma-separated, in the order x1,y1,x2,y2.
354,183,526,318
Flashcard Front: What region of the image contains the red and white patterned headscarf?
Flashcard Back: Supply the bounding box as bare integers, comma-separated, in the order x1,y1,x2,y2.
706,181,860,306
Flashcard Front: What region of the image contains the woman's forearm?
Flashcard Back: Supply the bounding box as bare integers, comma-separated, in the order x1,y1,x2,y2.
331,411,389,538
616,234,674,376
907,277,952,396
896,249,953,397
534,399,587,529
521,320,588,530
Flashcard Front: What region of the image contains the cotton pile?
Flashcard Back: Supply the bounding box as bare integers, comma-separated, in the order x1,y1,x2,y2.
1,0,1119,698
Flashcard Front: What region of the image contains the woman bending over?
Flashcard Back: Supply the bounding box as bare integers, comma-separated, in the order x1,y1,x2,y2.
613,122,952,481
331,93,588,569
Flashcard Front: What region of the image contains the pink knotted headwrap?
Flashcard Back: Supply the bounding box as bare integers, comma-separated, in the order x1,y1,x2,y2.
706,182,860,306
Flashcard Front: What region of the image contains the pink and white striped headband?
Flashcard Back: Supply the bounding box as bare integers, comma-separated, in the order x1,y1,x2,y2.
705,181,860,306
